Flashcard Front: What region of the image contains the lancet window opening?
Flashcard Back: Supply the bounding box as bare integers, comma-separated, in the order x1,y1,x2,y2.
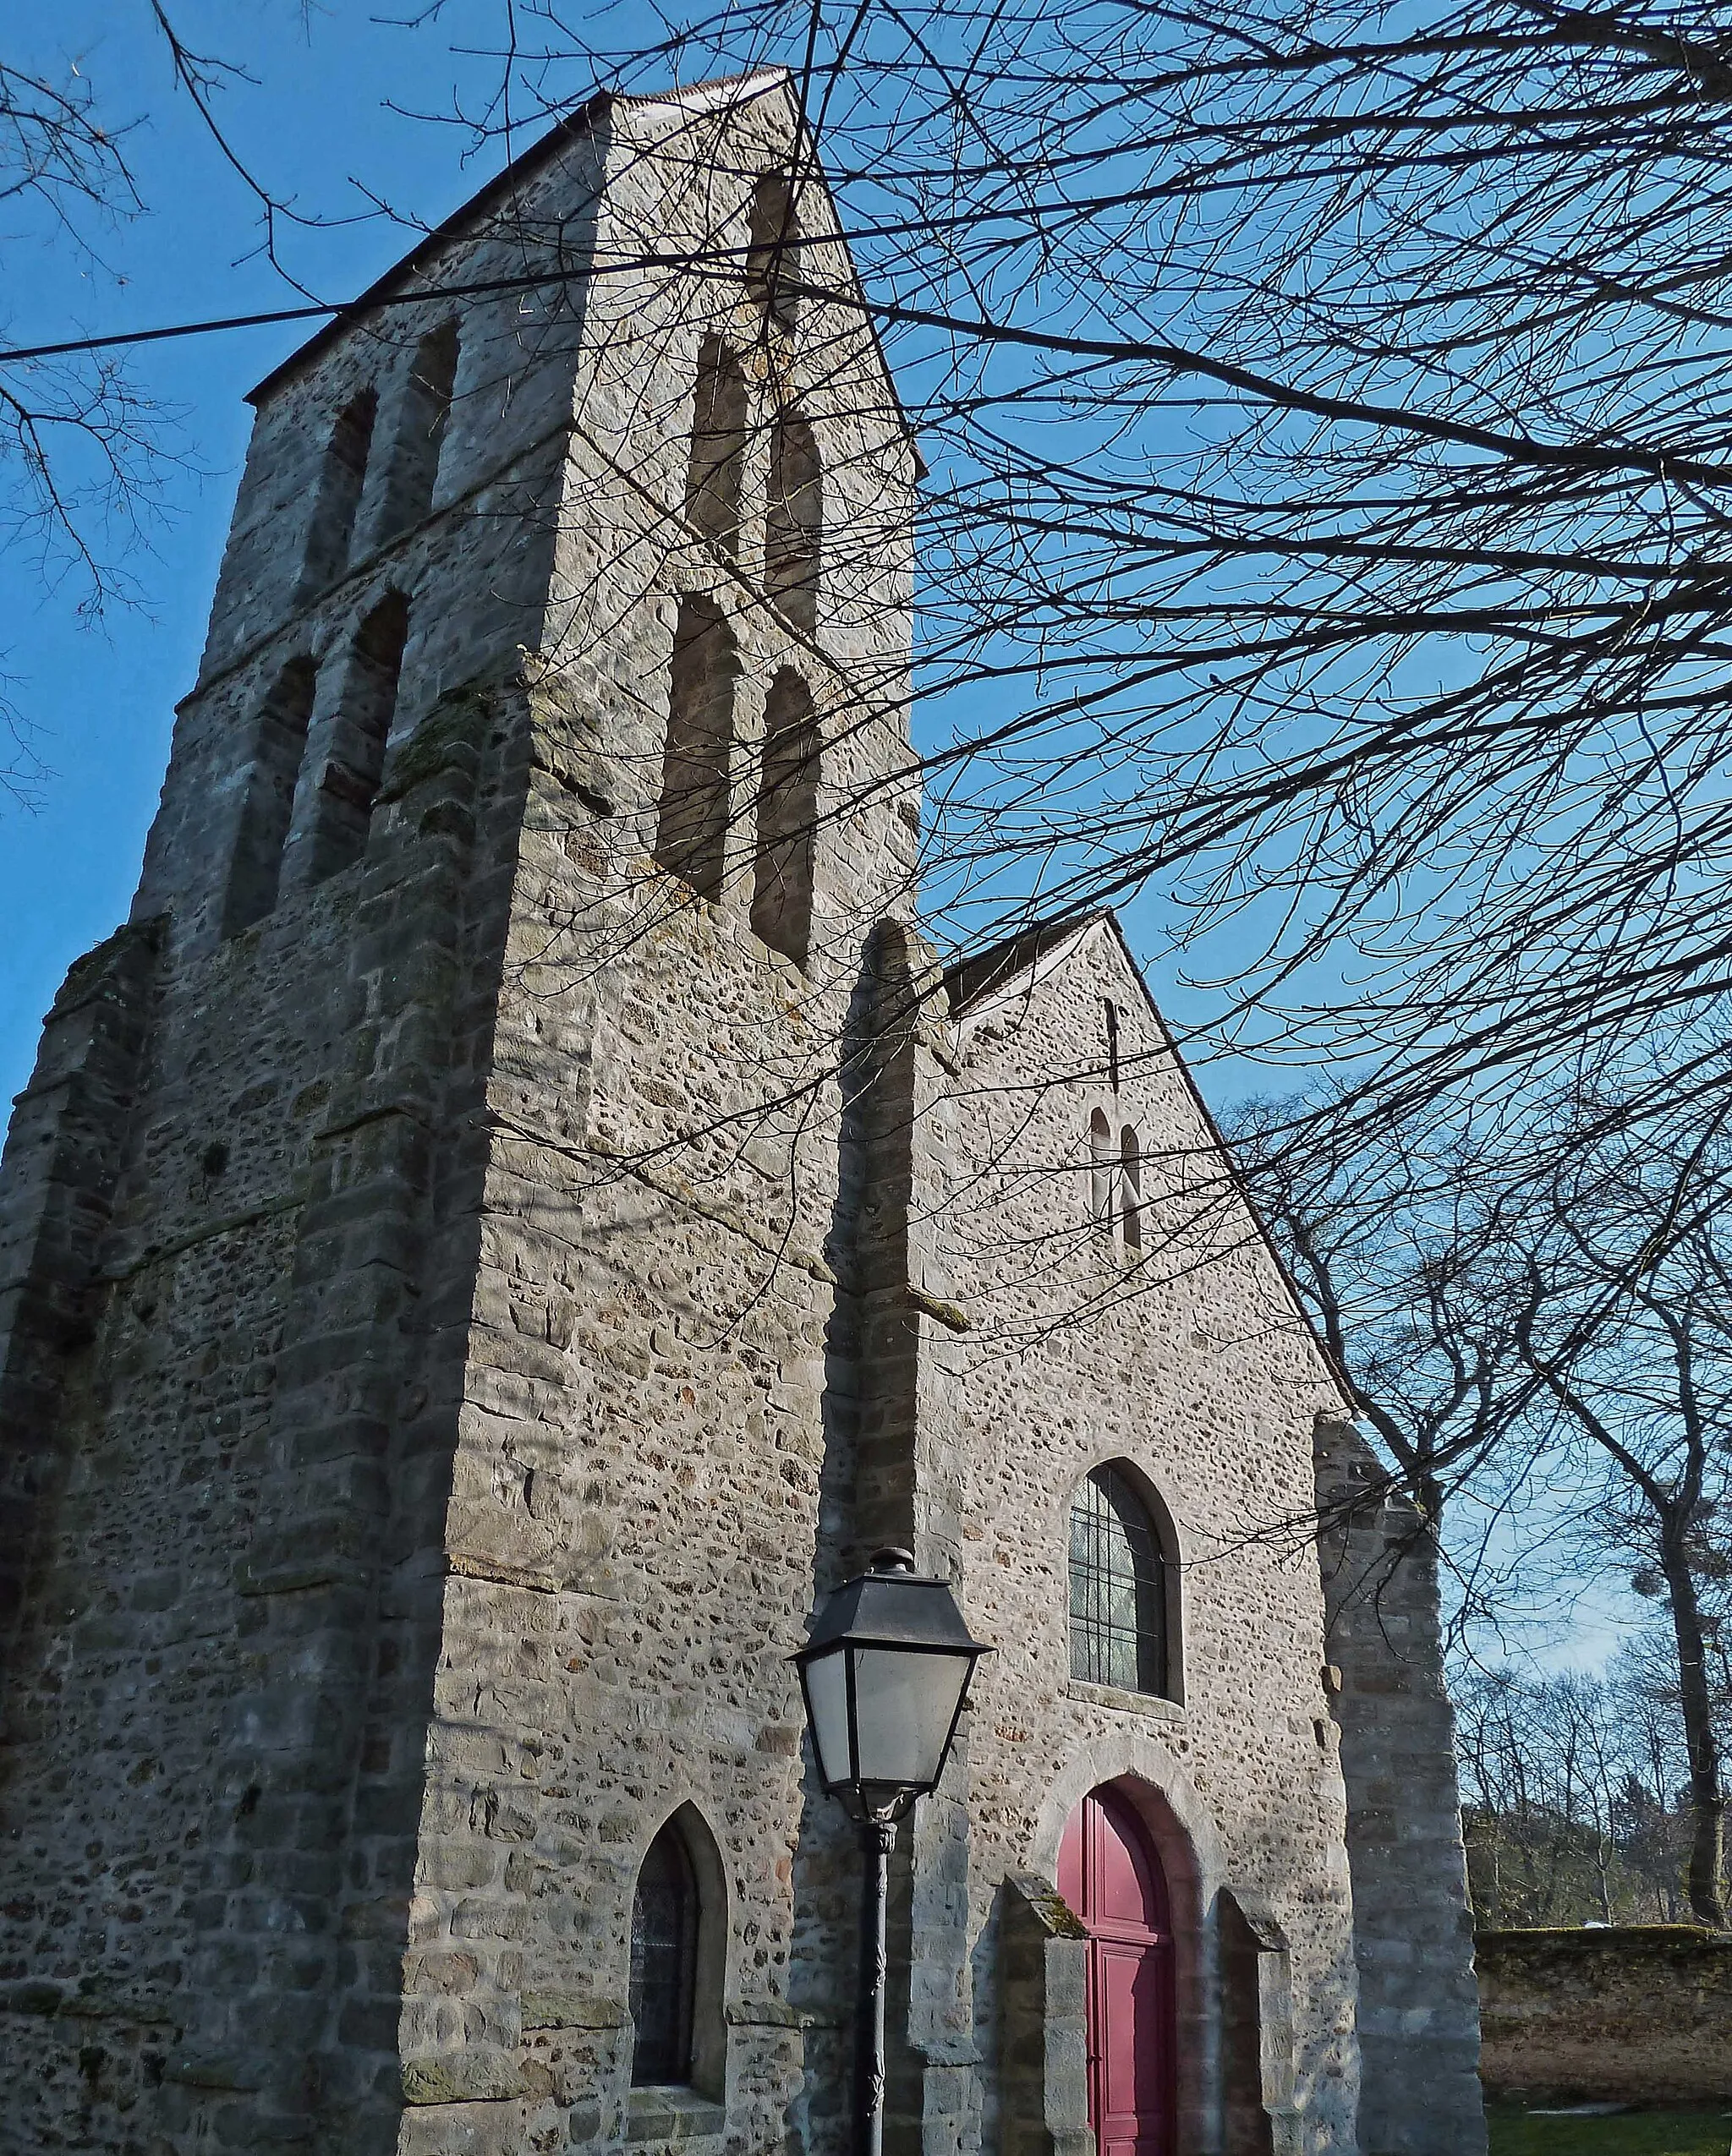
655,595,738,904
1120,1125,1143,1259
1090,1108,1115,1236
750,670,820,966
222,656,319,938
306,589,410,883
685,337,748,554
375,323,460,543
765,407,821,635
630,1820,698,2086
299,387,378,599
746,173,801,331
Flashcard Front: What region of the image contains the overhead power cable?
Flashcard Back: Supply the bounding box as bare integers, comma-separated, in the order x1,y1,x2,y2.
0,249,760,366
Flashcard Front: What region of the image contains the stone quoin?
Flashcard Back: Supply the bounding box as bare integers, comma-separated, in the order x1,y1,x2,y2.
0,68,1485,2156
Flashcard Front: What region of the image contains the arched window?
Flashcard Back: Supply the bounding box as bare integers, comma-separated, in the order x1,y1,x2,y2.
1090,1109,1114,1234
1120,1125,1143,1259
299,387,378,598
765,408,820,634
655,595,738,903
1069,1464,1170,1696
631,1819,698,2086
747,173,800,330
751,670,819,966
222,656,318,937
304,589,409,884
375,323,459,541
686,338,748,554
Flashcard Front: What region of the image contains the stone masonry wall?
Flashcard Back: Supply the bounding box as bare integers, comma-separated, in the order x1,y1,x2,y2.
940,918,1362,2156
1316,1422,1486,2156
1477,1927,1732,2103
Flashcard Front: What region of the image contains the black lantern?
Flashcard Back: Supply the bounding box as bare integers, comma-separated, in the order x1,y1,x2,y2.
792,1548,992,2156
795,1546,990,1821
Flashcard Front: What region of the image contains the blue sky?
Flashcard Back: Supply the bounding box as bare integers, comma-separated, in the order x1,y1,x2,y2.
1,6,544,1109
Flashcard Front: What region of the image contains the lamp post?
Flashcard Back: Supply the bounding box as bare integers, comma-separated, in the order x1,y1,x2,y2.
792,1547,992,2156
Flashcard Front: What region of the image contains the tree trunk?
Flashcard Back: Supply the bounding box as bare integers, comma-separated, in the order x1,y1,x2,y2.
1663,1541,1727,1928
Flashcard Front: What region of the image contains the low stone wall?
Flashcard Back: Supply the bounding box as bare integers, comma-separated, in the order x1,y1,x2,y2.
1477,1927,1732,2102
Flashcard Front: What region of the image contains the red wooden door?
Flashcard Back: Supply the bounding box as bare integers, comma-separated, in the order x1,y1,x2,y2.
1057,1785,1176,2156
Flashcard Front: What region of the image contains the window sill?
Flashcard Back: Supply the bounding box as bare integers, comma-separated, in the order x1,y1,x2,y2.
1063,1679,1185,1722
628,2086,726,2145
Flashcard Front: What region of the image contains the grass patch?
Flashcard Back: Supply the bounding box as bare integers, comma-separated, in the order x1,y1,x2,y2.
1488,2107,1731,2156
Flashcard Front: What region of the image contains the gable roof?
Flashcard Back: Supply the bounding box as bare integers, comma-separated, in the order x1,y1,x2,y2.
942,910,1108,1021
245,67,918,460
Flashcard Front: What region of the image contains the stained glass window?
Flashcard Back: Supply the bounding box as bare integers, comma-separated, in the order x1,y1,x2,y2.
630,1823,697,2085
1069,1464,1168,1695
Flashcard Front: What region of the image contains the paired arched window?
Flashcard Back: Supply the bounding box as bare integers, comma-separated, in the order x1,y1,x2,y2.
631,1819,698,2085
765,408,821,633
1087,1112,1145,1261
376,323,460,542
751,670,820,966
1069,1464,1172,1698
655,596,739,903
296,327,458,601
299,387,378,599
222,655,319,937
686,338,748,554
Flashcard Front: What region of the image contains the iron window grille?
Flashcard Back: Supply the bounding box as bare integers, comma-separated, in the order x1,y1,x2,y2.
1069,1464,1167,1695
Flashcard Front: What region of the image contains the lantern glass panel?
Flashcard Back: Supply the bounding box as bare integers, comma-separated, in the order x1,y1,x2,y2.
851,1647,970,1791
803,1644,853,1789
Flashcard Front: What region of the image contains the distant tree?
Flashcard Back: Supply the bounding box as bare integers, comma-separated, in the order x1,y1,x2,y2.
1455,1658,1696,1926
1236,1076,1732,1923
1502,1105,1732,1926
1222,1087,1551,1539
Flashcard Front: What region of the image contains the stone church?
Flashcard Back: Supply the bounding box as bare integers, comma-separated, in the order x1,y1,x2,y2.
0,69,1483,2156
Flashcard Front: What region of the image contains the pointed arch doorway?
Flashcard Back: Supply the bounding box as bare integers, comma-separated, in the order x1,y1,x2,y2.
1058,1783,1178,2156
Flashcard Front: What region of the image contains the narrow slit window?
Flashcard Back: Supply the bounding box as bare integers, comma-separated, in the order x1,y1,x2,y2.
746,174,800,330
375,324,459,542
655,596,738,903
1090,1108,1114,1235
222,657,318,937
766,408,821,635
1121,1125,1143,1258
750,670,819,966
306,590,409,884
686,338,748,554
631,1822,698,2086
299,387,378,599
1069,1464,1169,1696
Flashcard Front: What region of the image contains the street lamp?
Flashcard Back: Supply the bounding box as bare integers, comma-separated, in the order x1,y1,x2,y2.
792,1547,992,2156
